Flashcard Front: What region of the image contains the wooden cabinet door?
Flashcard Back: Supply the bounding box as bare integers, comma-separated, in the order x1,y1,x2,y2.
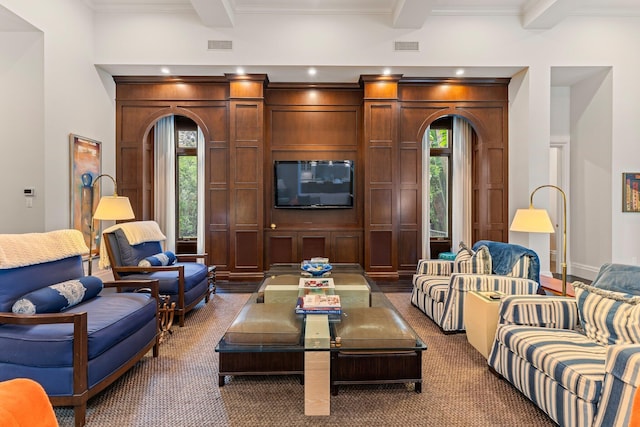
266,232,297,265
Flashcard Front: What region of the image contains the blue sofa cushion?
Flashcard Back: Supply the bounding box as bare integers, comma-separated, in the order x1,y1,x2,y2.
114,228,137,266
12,276,103,315
0,293,156,367
124,262,208,296
0,256,84,313
497,324,606,403
573,281,640,346
591,263,640,294
138,251,176,267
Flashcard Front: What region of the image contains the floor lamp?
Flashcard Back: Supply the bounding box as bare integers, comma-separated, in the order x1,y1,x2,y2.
510,184,568,296
88,174,135,275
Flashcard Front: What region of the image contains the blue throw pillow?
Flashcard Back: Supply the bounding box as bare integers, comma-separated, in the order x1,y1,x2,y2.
114,228,138,266
138,251,177,267
12,276,103,315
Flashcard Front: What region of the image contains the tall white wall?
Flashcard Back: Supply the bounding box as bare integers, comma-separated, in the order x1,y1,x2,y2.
0,30,44,232
570,70,613,278
0,0,116,233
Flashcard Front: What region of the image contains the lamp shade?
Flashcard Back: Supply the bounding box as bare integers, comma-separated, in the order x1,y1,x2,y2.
93,196,135,221
510,208,555,233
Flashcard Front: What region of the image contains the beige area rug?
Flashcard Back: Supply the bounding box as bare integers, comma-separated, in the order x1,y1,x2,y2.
54,292,554,426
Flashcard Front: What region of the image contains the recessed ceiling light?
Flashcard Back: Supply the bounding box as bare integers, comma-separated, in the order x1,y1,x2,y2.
308,68,317,76
236,67,245,75
455,69,465,76
383,68,391,75
161,67,170,74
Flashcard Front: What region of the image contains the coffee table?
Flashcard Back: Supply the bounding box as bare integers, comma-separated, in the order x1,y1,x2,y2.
215,264,426,415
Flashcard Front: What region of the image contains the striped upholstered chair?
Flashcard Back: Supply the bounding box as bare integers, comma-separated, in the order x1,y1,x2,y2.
411,240,541,333
489,263,640,427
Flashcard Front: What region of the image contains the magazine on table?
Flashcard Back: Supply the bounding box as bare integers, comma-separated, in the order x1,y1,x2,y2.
295,294,341,314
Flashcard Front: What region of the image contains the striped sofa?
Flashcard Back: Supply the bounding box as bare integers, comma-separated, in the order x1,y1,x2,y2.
489,266,640,427
411,241,540,332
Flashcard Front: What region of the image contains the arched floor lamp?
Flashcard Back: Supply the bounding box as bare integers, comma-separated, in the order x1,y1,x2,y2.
510,184,567,296
88,174,135,275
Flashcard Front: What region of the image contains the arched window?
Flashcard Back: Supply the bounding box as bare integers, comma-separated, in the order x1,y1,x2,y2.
423,116,473,258
154,115,205,254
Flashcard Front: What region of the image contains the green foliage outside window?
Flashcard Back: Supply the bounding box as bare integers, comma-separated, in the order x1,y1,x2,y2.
429,129,449,238
178,156,198,238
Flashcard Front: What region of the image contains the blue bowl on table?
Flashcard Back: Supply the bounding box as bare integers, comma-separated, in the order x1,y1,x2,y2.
301,263,333,277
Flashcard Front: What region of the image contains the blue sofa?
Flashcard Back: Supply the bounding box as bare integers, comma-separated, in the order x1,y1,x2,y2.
0,230,159,427
489,263,640,427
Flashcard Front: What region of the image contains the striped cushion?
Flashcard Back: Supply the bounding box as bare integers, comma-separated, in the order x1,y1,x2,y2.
499,295,579,329
574,282,640,346
415,259,452,276
456,245,492,275
413,276,449,303
497,325,607,403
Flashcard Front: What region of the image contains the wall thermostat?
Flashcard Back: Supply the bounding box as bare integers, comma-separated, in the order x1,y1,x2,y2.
24,187,35,197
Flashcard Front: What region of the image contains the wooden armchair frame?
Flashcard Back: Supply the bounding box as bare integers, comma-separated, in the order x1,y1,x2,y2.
103,234,211,327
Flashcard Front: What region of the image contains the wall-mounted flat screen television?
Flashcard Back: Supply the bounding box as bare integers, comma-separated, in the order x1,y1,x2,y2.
274,160,354,209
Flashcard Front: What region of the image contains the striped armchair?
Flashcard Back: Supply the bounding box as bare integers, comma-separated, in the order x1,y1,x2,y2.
489,274,640,427
411,241,540,332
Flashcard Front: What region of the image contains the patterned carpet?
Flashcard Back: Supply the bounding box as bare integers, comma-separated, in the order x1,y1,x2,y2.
54,292,554,426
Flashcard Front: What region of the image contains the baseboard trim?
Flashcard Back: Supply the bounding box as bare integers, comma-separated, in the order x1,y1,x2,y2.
570,262,600,281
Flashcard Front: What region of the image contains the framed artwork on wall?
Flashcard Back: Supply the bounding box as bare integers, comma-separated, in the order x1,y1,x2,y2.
622,172,640,212
70,134,102,253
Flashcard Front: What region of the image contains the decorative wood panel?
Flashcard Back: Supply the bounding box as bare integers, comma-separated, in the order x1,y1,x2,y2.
399,230,418,271
210,146,227,185
400,147,419,185
300,234,329,260
369,189,393,226
210,230,229,271
235,104,260,142
369,231,392,267
209,189,228,226
369,105,393,142
234,189,258,226
332,233,362,264
369,147,393,184
235,147,258,183
400,189,418,226
266,233,296,265
235,231,258,268
270,110,359,147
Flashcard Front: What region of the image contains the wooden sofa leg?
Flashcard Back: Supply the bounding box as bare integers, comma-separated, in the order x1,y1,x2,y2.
74,403,86,427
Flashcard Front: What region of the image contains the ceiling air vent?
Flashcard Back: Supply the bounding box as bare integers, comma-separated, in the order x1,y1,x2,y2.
394,41,419,52
208,40,233,50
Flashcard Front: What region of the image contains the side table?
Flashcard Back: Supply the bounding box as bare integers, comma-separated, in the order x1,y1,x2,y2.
464,291,504,359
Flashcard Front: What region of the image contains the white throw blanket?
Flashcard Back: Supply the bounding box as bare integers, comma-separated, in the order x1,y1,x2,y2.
99,221,167,269
0,229,89,269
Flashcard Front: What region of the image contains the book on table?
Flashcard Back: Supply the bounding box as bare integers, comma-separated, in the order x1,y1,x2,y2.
295,294,341,315
298,277,335,289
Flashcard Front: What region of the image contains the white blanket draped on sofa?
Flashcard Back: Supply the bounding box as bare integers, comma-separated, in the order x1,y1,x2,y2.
0,229,88,269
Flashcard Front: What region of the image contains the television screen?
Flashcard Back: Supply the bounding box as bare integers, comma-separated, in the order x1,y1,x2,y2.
274,160,354,209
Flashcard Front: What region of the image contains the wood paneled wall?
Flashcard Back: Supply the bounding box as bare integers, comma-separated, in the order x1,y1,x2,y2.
114,75,509,280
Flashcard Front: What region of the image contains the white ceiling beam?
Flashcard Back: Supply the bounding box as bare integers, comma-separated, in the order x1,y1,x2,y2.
522,0,580,30
392,0,435,29
190,0,234,28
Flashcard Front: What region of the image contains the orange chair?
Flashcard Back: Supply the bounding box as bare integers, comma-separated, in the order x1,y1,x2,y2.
0,378,58,427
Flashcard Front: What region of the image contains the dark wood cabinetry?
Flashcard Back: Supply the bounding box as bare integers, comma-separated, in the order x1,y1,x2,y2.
265,230,363,266
114,75,509,281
